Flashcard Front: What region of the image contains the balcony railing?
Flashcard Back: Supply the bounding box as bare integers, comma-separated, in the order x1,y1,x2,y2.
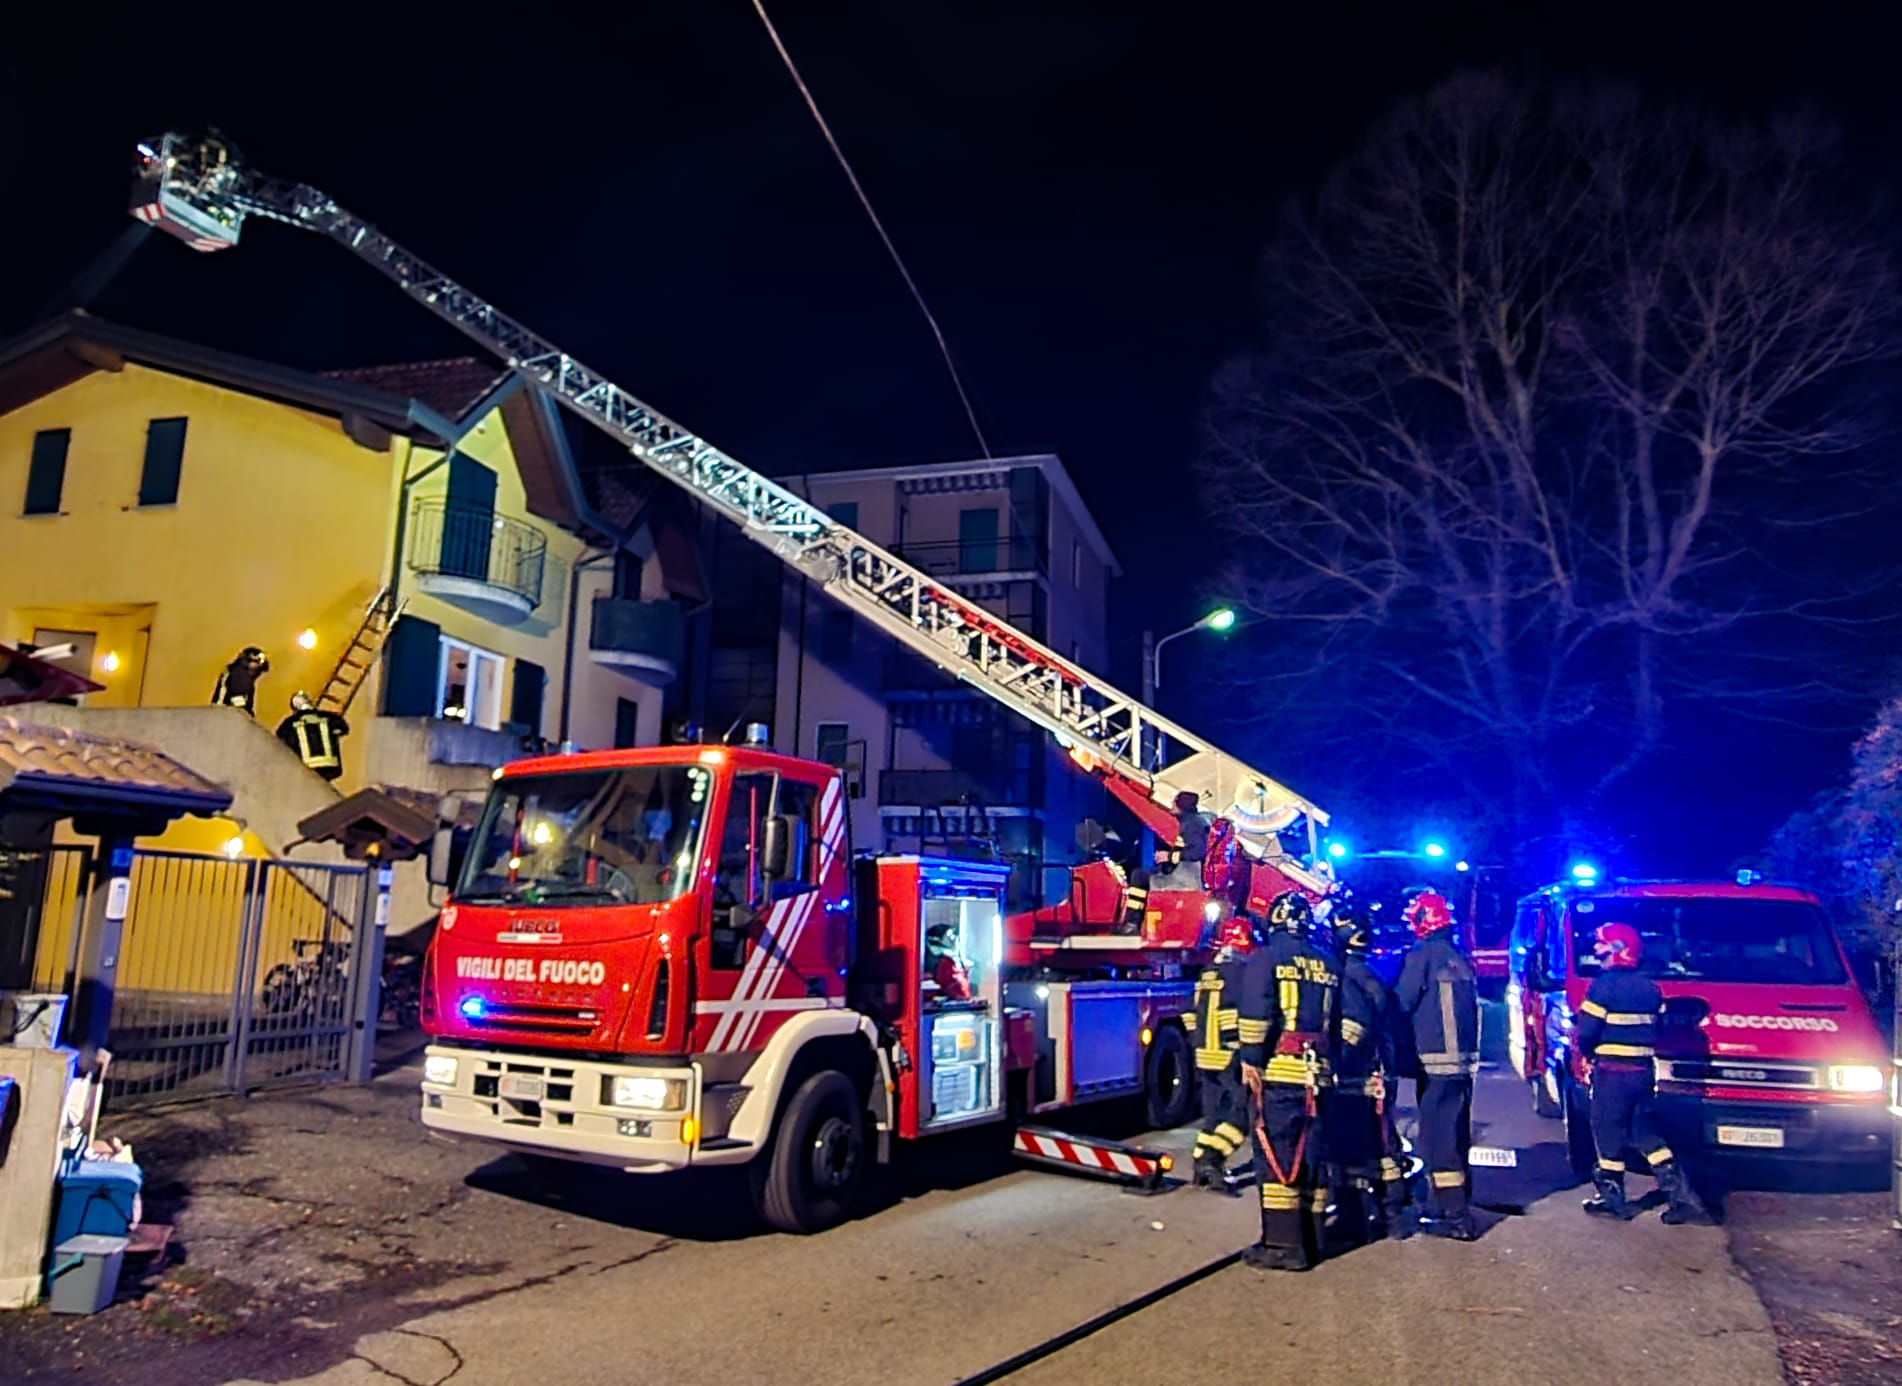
589,596,685,686
890,536,1047,579
879,767,1034,809
408,497,546,616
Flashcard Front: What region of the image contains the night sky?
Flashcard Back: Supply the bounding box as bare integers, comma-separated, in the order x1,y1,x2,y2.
6,2,1899,874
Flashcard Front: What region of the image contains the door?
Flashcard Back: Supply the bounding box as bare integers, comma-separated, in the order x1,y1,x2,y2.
916,880,1006,1131
957,507,999,574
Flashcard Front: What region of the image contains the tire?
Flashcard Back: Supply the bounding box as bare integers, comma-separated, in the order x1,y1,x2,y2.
752,1070,866,1234
1530,1063,1561,1120
260,963,303,1017
1562,1076,1596,1181
1143,1024,1196,1130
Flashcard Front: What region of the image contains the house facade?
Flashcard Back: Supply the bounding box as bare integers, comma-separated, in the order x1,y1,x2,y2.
705,454,1118,909
0,312,699,871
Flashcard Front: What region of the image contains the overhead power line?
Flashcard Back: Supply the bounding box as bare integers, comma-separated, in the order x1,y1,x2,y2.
751,0,993,459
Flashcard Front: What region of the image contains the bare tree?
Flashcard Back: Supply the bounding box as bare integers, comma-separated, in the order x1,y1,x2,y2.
1202,72,1897,863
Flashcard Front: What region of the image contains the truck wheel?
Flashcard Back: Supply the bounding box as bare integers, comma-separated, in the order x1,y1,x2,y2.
752,1071,865,1234
1143,1025,1196,1130
1530,1065,1560,1119
1562,1077,1596,1181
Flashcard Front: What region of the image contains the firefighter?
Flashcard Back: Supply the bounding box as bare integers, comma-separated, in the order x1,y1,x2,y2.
1174,790,1215,866
1326,909,1408,1245
924,923,972,1002
1394,890,1480,1241
276,692,350,781
1237,890,1337,1271
1577,922,1710,1225
211,646,270,715
1182,912,1261,1193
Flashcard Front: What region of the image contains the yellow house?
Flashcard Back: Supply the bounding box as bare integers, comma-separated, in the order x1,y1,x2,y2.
0,311,704,867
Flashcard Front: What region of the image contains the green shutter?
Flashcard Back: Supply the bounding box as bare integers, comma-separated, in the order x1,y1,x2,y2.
139,418,187,506
380,614,442,717
24,430,69,516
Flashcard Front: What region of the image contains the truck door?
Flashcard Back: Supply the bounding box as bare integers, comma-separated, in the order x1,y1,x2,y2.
916,871,1005,1132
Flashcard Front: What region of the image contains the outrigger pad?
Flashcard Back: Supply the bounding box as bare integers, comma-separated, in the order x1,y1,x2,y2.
1011,1126,1175,1193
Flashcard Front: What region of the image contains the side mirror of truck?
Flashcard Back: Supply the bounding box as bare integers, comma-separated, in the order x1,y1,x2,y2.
761,815,792,882
427,825,460,889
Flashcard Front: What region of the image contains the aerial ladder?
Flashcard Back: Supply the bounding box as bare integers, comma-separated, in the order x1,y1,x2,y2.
128,132,1333,915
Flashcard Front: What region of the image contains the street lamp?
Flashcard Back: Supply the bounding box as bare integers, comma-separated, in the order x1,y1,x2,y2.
1147,607,1236,695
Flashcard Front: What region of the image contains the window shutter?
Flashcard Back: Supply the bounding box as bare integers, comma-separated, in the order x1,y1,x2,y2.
139,418,188,506
23,430,69,516
380,614,442,717
510,658,547,735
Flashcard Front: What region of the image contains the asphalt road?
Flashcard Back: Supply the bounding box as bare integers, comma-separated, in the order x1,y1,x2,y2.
181,1013,1782,1386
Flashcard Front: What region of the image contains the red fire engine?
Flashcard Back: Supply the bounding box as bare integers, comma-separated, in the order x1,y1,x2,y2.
1508,877,1890,1176
129,134,1339,1231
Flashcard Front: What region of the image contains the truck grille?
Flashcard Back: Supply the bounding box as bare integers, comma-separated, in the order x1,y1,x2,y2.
1660,1060,1817,1090
472,1058,580,1128
467,1002,600,1037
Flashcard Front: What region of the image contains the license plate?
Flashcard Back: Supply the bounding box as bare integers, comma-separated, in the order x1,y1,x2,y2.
1715,1124,1784,1149
1468,1146,1518,1168
498,1074,546,1102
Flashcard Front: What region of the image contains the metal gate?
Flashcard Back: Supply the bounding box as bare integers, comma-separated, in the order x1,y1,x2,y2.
31,847,373,1103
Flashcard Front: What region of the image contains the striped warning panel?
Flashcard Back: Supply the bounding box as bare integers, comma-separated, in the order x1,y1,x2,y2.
1011,1127,1172,1188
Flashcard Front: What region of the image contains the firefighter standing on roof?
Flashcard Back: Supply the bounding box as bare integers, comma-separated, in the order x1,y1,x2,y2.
1327,906,1409,1244
1394,890,1480,1240
1182,911,1261,1193
1577,920,1711,1225
1237,890,1337,1271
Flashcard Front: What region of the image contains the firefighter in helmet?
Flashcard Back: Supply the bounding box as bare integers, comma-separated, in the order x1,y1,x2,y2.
924,922,972,1003
212,646,270,715
276,692,350,782
1181,910,1261,1193
1577,921,1710,1224
1236,889,1338,1270
1326,904,1409,1244
1394,890,1480,1240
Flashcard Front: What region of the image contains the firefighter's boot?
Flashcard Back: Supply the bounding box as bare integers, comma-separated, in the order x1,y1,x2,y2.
1192,1152,1234,1194
1582,1169,1632,1221
1655,1160,1712,1226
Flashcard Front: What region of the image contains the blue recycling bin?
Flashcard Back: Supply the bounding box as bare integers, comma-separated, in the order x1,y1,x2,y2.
51,1159,142,1248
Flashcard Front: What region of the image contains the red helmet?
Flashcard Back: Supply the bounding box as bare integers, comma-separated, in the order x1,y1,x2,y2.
1405,891,1453,938
1592,921,1643,969
1217,914,1262,956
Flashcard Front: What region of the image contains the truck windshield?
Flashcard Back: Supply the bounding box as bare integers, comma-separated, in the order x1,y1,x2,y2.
457,765,713,907
1569,895,1846,986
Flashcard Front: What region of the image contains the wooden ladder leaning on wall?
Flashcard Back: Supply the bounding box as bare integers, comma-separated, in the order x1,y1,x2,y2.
316,587,404,716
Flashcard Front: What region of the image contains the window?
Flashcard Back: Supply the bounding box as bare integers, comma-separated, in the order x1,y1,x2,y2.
509,658,547,736
958,507,999,573
138,418,187,507
711,771,774,967
775,779,819,890
457,764,713,907
29,628,95,684
820,609,853,664
614,698,640,749
815,723,850,767
437,636,505,729
827,500,858,530
23,430,69,516
1568,895,1847,986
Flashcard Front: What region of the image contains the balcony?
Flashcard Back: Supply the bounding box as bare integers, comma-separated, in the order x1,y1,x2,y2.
890,536,1047,580
407,497,547,624
879,767,1034,810
589,596,685,687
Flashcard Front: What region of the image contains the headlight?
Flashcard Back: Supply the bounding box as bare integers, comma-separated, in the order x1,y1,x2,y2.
606,1076,687,1111
1827,1064,1884,1094
423,1055,459,1087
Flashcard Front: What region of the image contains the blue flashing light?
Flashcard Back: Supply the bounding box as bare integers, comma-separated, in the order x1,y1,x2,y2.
1422,842,1446,859
1570,862,1598,882
1327,841,1348,860
458,996,486,1020
1736,869,1761,887
1455,860,1471,873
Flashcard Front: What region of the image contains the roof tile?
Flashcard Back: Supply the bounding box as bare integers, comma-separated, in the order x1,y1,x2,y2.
0,717,226,799
323,358,508,423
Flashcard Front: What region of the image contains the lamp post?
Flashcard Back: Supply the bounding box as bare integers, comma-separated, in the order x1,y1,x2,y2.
1137,607,1235,860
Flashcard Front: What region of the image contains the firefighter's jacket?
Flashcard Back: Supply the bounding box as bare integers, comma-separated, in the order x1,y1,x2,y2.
1394,930,1480,1079
1238,932,1338,1087
1333,953,1390,1097
277,708,349,776
1576,969,1662,1067
1182,954,1247,1072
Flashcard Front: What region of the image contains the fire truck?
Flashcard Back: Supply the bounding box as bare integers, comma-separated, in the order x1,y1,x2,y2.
1507,876,1891,1177
129,133,1338,1231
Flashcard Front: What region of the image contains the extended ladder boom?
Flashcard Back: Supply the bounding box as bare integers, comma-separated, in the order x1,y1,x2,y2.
129,133,1329,870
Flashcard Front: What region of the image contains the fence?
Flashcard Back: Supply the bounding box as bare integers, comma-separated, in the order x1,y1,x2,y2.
30,847,373,1103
